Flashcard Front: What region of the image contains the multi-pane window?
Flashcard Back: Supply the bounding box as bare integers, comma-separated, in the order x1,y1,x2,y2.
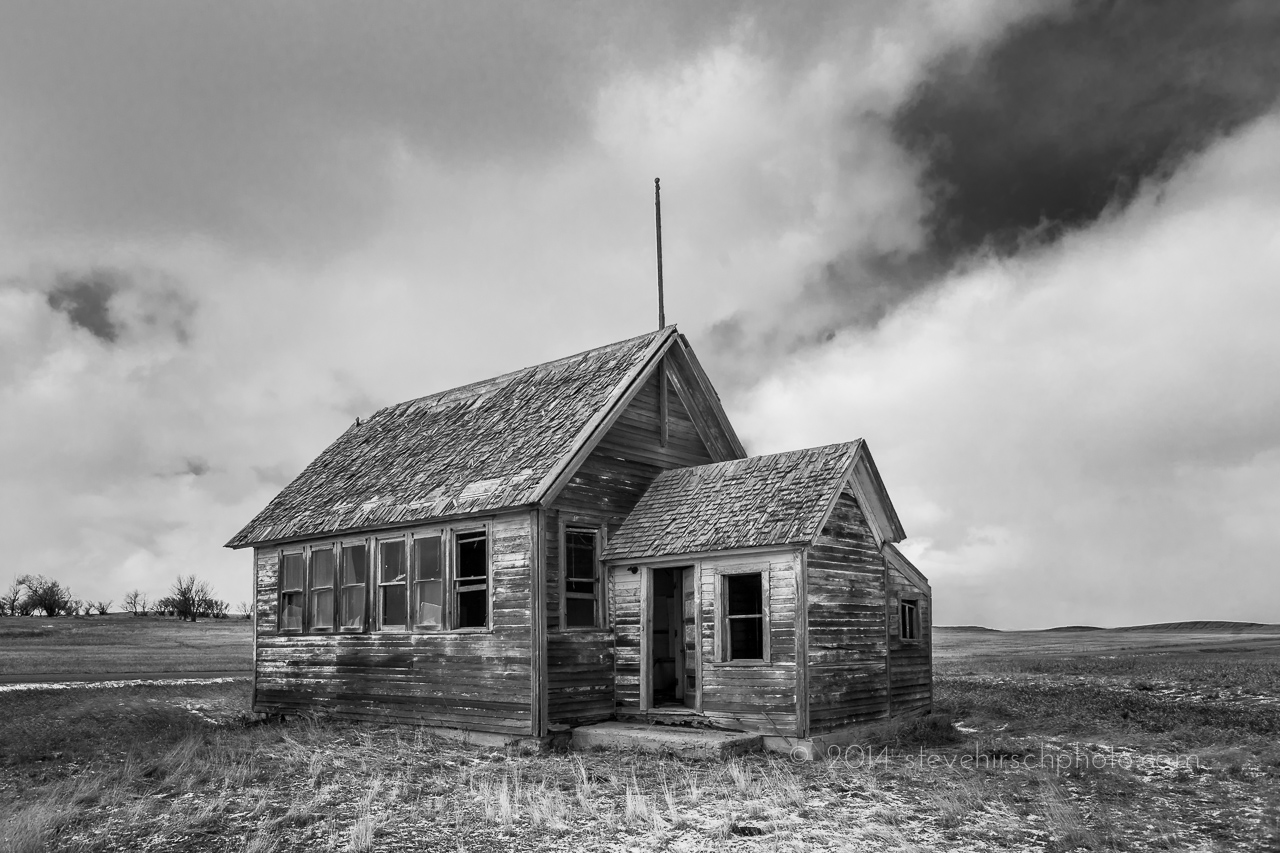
276,525,490,634
723,573,765,661
309,547,336,630
563,528,599,628
280,552,305,632
413,534,444,628
899,599,920,641
378,539,409,630
339,543,367,631
453,531,488,629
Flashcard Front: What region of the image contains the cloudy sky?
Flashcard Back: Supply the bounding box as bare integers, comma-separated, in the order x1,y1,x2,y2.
2,1,1278,629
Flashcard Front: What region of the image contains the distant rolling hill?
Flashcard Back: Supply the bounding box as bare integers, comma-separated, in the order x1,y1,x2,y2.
1111,621,1280,634
937,621,1279,633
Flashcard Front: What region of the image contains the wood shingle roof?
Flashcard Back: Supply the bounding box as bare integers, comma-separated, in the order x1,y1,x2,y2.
602,441,864,561
226,328,673,548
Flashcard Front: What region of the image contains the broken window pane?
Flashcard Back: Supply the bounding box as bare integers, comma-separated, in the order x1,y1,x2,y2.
455,588,486,629
564,528,598,628
899,600,919,641
456,533,486,579
413,535,443,627
726,573,762,616
566,596,595,628
728,615,764,660
452,532,488,629
382,583,407,628
281,593,303,632
725,573,765,661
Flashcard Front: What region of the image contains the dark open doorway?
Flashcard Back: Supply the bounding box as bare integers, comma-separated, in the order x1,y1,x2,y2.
649,566,696,709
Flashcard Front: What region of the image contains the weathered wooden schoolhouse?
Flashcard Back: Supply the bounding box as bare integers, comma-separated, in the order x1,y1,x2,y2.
226,326,931,750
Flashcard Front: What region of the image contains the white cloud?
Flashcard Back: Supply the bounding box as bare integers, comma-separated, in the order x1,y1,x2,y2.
736,113,1280,628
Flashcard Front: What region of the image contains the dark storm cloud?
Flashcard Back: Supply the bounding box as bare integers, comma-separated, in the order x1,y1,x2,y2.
893,0,1280,261
704,1,1280,390
46,272,121,343
40,267,197,345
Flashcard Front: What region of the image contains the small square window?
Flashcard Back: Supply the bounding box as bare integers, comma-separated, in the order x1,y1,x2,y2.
899,599,920,641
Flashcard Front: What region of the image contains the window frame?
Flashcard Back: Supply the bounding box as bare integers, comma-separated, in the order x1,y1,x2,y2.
899,598,921,643
273,520,496,636
714,567,771,665
410,530,446,630
277,548,306,634
559,523,603,631
307,543,339,633
337,538,370,633
449,524,491,632
375,534,411,633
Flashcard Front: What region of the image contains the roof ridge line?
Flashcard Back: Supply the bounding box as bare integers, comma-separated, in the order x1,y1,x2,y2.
373,326,677,418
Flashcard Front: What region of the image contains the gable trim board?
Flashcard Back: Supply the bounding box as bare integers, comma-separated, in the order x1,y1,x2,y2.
882,542,930,594
537,330,744,509
534,326,677,508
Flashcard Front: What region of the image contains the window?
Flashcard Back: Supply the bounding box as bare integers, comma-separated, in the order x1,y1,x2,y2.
899,599,920,641
412,534,444,628
722,572,767,661
274,523,490,635
562,528,600,628
309,547,336,630
378,539,409,630
279,552,305,632
453,531,488,629
339,543,367,630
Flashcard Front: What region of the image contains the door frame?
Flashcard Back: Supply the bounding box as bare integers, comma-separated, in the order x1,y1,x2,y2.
639,563,701,712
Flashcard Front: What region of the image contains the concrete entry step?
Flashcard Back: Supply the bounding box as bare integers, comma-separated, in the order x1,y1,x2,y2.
572,721,762,759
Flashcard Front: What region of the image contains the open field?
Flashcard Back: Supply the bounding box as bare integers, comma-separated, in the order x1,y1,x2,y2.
0,616,251,680
2,625,1278,851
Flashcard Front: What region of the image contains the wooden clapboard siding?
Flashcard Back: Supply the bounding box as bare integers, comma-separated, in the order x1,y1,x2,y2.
886,563,933,715
806,494,893,733
545,632,614,724
252,512,536,735
612,566,643,710
544,365,714,723
697,551,802,736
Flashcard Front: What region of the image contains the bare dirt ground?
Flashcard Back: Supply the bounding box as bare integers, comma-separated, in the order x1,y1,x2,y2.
1,623,1277,851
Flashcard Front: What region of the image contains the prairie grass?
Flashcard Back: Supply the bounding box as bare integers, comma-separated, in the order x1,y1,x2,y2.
0,614,250,677
1,631,1277,851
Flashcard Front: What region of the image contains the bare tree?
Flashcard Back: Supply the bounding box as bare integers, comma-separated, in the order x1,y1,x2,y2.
93,600,112,615
162,574,214,622
122,590,149,617
4,580,31,616
236,600,253,620
17,575,73,617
